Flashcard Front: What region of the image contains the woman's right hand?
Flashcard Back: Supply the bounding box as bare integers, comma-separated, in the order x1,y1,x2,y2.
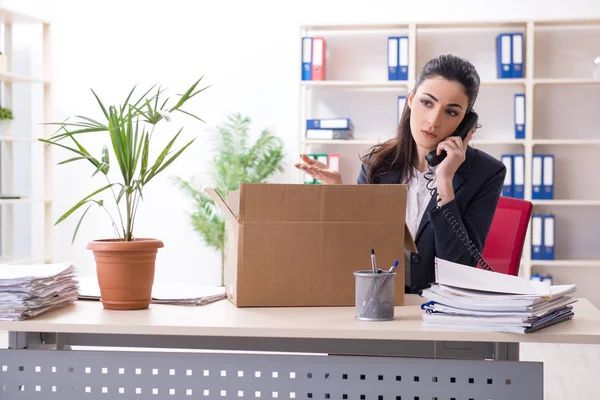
295,154,343,185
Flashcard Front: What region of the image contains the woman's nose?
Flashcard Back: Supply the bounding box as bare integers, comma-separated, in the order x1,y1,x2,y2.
427,109,442,128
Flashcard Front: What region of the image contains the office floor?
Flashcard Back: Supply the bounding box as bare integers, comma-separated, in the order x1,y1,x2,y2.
0,330,597,399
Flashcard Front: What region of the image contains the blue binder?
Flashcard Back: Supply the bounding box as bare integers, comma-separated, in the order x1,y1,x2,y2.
512,154,524,199
398,36,409,80
542,154,555,199
397,96,406,125
532,154,544,200
511,33,524,78
302,37,312,81
531,214,543,260
496,33,512,79
514,94,525,139
500,154,513,197
387,37,399,80
306,118,351,130
542,214,555,260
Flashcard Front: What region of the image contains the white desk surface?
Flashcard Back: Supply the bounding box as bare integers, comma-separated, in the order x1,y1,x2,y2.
0,295,599,345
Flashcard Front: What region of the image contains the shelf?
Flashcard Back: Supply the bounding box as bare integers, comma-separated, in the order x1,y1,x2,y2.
471,139,526,145
301,139,379,146
0,197,46,205
301,81,411,89
531,259,600,267
533,139,600,145
0,255,45,265
0,7,49,24
533,78,600,85
0,136,37,143
0,72,50,85
532,200,600,206
480,79,526,86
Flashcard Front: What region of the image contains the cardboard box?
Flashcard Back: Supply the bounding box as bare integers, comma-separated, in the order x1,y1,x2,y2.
206,183,416,307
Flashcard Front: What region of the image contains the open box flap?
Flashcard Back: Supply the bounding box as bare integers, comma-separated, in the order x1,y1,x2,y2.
204,188,238,221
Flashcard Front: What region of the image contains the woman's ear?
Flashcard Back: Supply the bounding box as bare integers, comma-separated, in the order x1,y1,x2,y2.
407,90,414,109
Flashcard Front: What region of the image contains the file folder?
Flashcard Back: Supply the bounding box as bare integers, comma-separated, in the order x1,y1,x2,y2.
315,154,329,184
514,94,525,139
397,95,406,125
328,153,340,172
531,214,543,260
543,214,555,260
512,154,524,199
398,36,409,80
311,37,326,81
306,129,351,140
496,33,512,79
532,154,543,200
542,154,554,199
512,33,524,78
301,37,312,81
303,153,316,184
500,154,513,197
387,37,399,80
307,118,351,130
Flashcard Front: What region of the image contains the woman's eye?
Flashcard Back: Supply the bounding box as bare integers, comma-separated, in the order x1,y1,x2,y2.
420,99,431,107
447,110,459,117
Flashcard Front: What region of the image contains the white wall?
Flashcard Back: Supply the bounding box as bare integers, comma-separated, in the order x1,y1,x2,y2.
8,0,600,284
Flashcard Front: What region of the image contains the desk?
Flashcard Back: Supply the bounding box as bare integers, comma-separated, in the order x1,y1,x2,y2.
0,295,599,399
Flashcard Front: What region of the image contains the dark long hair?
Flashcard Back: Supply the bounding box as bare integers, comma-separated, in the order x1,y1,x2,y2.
361,54,481,184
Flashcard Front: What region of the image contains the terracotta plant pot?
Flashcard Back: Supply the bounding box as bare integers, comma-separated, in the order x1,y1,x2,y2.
87,238,164,310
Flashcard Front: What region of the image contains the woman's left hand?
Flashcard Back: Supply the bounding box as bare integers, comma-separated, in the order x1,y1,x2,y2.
434,130,473,183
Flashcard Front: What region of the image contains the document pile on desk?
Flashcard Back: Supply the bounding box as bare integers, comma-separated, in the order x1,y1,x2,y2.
77,276,226,306
419,258,576,334
0,261,79,321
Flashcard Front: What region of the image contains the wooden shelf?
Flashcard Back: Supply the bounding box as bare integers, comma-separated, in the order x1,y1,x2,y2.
0,136,37,142
301,81,411,89
0,72,50,85
534,78,600,85
532,200,600,206
0,7,49,25
531,259,600,267
532,139,600,145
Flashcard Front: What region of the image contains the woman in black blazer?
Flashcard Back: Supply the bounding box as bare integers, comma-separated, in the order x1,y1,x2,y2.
295,54,506,294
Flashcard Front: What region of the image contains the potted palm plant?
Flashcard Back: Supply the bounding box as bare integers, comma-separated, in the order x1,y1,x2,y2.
175,113,285,286
41,78,208,310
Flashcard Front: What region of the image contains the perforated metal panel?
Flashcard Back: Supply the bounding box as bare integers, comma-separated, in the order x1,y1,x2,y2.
0,348,542,399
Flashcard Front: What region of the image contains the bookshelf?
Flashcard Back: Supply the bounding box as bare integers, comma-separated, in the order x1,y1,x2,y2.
0,7,52,265
298,18,600,287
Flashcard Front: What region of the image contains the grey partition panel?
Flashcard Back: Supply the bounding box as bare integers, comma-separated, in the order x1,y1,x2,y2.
0,349,542,399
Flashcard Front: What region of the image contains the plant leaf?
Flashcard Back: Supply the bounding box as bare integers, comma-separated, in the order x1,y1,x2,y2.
90,89,109,120
71,203,93,244
55,183,116,225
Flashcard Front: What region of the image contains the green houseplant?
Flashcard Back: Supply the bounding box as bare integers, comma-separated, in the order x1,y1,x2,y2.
41,78,208,310
176,113,285,286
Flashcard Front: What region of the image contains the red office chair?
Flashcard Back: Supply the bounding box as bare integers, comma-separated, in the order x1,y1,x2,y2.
481,196,533,276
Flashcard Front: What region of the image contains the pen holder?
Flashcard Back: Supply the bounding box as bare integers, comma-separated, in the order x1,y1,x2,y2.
354,270,396,321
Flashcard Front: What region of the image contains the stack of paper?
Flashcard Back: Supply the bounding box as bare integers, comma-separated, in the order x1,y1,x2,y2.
419,258,576,334
77,276,226,306
0,262,79,321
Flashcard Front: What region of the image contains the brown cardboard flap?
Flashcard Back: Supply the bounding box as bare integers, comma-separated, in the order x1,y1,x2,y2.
238,183,408,223
404,224,417,253
204,188,238,221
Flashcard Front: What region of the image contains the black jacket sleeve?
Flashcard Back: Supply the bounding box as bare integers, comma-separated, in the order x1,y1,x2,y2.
427,165,506,267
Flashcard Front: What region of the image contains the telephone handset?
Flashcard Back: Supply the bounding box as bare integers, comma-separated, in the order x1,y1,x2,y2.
425,111,479,168
421,110,495,273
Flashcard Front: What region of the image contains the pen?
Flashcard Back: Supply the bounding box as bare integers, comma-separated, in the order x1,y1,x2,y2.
388,260,399,274
370,249,377,273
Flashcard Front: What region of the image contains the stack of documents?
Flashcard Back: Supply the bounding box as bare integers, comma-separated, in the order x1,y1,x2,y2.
0,261,79,321
78,276,226,306
419,258,576,334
